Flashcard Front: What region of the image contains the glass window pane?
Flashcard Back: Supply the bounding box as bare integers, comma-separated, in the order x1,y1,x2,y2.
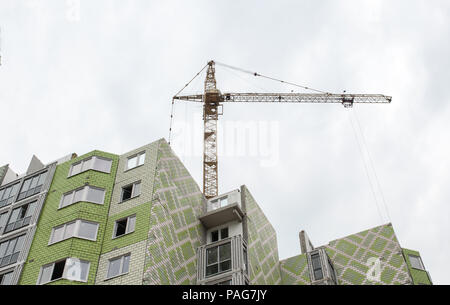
115,219,127,237
219,243,231,261
133,182,141,197
14,235,26,253
86,187,104,204
207,247,218,265
409,255,424,270
220,228,229,239
78,221,98,240
206,264,218,277
65,258,90,282
52,226,65,243
81,158,93,172
122,254,130,274
80,260,90,281
64,222,76,239
219,260,231,272
21,180,31,193
37,172,47,187
5,239,17,255
73,188,85,203
71,162,82,176
0,189,4,200
51,260,66,281
127,216,136,234
138,153,145,166
127,156,137,170
61,192,73,208
211,230,219,242
25,202,37,217
29,176,39,190
0,213,7,229
8,209,20,223
107,257,121,278
11,184,20,197
40,265,53,284
94,157,112,173
0,242,8,257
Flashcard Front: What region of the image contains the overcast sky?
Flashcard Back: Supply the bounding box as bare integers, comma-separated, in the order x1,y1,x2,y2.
1,0,449,284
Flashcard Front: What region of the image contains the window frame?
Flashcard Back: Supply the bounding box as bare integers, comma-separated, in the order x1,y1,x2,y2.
4,200,37,233
0,270,14,285
0,234,26,268
37,257,91,285
409,254,425,270
0,183,20,208
106,253,131,280
211,226,229,243
112,215,136,239
124,151,146,172
120,181,141,203
49,219,99,245
58,185,106,209
205,241,232,278
68,156,113,178
310,252,324,281
17,171,47,201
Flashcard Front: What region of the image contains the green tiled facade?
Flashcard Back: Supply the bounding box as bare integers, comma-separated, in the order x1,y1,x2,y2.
19,151,119,285
402,248,432,285
279,254,310,285
243,186,281,285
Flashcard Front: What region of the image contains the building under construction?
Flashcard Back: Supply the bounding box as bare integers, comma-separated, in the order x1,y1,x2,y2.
0,138,432,285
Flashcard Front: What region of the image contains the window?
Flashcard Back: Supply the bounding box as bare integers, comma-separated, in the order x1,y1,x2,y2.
0,271,13,285
125,152,145,171
0,235,26,267
49,220,99,244
409,255,425,270
0,183,20,208
310,252,323,281
211,227,229,242
206,243,231,277
0,212,8,232
17,171,47,201
243,246,248,274
209,196,229,211
113,215,136,238
59,186,105,208
107,254,130,279
120,181,141,202
4,201,37,233
328,257,337,284
38,258,90,284
68,156,112,177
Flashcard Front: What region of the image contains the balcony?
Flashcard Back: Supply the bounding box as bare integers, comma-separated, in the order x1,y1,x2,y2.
199,190,244,229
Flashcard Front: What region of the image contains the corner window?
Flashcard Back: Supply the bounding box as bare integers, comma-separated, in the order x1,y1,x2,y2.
0,271,14,285
120,181,141,202
68,156,112,177
209,196,229,211
311,252,323,281
0,183,20,208
38,258,90,284
107,254,130,279
49,220,99,244
125,152,145,171
4,201,37,233
409,255,425,270
59,186,105,209
211,227,229,242
17,171,47,201
0,212,8,232
113,215,136,238
206,243,231,277
0,235,26,267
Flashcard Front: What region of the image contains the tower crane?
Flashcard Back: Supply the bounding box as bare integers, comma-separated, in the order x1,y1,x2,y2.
173,60,391,199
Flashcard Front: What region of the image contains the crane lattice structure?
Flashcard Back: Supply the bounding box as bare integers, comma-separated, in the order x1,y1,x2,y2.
173,60,391,199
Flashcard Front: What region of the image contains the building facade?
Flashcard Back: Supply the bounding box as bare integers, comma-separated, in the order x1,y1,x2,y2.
1,138,433,285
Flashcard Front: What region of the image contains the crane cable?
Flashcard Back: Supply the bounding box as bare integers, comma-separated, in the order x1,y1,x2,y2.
353,107,392,223
215,61,332,95
347,109,384,223
169,63,208,146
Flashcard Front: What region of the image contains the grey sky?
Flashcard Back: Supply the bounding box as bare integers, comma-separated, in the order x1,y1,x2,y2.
1,0,449,284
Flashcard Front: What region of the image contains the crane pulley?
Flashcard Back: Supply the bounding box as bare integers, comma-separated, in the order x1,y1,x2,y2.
173,60,391,199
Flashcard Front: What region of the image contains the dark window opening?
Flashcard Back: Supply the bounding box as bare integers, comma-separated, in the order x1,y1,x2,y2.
51,260,66,281
121,185,132,201
115,219,127,237
311,253,323,281
220,228,229,239
211,230,219,242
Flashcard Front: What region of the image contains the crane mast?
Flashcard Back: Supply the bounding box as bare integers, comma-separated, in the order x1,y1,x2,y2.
174,60,391,199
